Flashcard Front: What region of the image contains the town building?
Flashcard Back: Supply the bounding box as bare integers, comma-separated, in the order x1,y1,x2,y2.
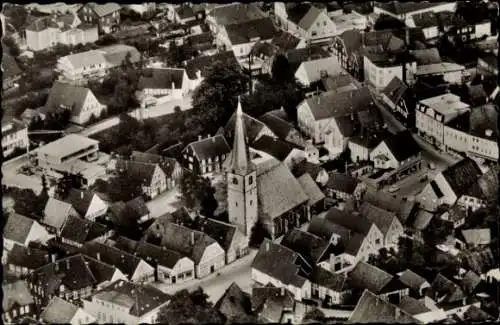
373,2,457,23
130,151,183,191
63,188,109,221
3,212,53,251
4,244,51,277
252,135,305,170
2,51,22,91
2,280,36,324
183,134,231,175
414,62,467,85
325,172,363,201
42,197,81,234
59,215,112,248
2,119,28,157
397,269,431,297
77,3,121,34
381,76,414,127
40,297,96,325
115,159,168,199
137,68,191,107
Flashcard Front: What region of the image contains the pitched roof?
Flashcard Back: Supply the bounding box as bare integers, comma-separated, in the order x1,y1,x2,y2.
310,267,348,292
225,111,274,145
81,242,144,278
190,217,237,252
358,202,398,236
186,135,230,161
258,112,295,140
116,160,159,186
3,213,35,244
411,11,439,29
322,74,358,92
225,17,277,46
100,44,141,67
41,297,81,323
326,172,359,194
348,290,417,324
6,244,50,270
89,3,121,17
441,158,482,197
461,228,491,246
398,269,429,292
398,296,431,315
460,270,482,295
411,48,442,65
469,103,498,140
285,46,330,72
292,159,324,180
376,1,448,15
138,68,186,90
252,135,302,161
280,229,329,266
427,273,466,304
2,52,22,79
308,208,371,240
257,162,309,220
64,188,95,216
43,197,76,230
362,186,417,224
251,285,295,312
270,30,301,50
214,282,252,320
347,261,394,294
382,76,409,105
184,51,239,80
136,241,186,269
209,3,266,26
302,87,373,121
298,57,344,83
463,248,498,275
130,151,180,179
463,305,496,322
92,280,170,317
2,280,34,311
175,4,195,19
382,130,421,162
44,81,94,117
252,239,310,288
297,173,325,206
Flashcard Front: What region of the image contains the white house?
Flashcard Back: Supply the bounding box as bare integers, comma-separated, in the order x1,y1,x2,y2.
64,189,109,221
1,119,28,157
41,297,96,325
3,213,53,251
369,130,421,171
363,51,417,89
295,57,344,87
137,68,190,107
83,280,170,325
373,2,457,23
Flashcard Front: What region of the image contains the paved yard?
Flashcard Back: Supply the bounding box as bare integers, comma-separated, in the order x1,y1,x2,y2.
146,188,182,219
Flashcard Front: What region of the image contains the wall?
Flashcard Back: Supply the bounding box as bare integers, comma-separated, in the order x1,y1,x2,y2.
27,221,53,246
369,141,399,169
348,141,371,162
433,172,458,206
251,268,310,301
305,10,337,41
468,135,498,161
443,125,469,154
384,218,404,250
196,242,225,278
85,195,108,221
364,56,410,89
2,126,28,156
131,260,155,283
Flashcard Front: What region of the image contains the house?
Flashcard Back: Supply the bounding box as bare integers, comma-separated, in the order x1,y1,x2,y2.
461,228,491,248
297,173,326,216
251,239,312,301
467,103,498,162
369,130,422,175
81,242,155,283
1,119,29,157
415,93,470,150
43,81,106,125
460,270,483,295
308,208,384,264
145,222,226,278
171,4,197,24
292,158,330,185
183,134,231,175
77,3,121,34
2,51,22,90
4,244,51,277
310,266,350,306
28,254,127,307
357,202,404,251
415,62,467,85
184,51,240,91
190,217,249,264
82,280,170,324
215,282,255,323
2,280,36,324
405,209,434,242
115,159,167,199
418,158,482,212
297,87,373,144
42,197,81,234
283,45,331,78
398,296,448,324
280,229,330,267
398,269,431,297
373,2,457,23
41,297,96,325
463,248,499,281
295,56,344,87
361,186,418,225
330,10,368,35
462,305,497,322
63,188,109,221
348,289,419,323
206,3,266,37
274,3,337,44
59,215,112,248
321,73,360,93
381,76,413,125
130,151,183,191
348,134,383,163
25,13,98,52
37,134,99,174
252,285,300,323
137,68,190,106
411,48,442,65
252,135,305,170
56,44,140,83
125,3,156,16
406,11,449,43
325,172,362,201
348,261,410,304
259,110,306,147
3,212,53,251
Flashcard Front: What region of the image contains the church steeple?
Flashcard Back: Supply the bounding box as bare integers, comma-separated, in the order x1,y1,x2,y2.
231,97,251,175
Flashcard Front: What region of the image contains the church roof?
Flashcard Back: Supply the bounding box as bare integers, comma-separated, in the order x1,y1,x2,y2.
229,98,255,175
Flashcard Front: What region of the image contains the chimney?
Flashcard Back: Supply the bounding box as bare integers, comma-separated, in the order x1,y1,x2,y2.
329,253,336,272
280,287,285,296
198,135,202,141
81,191,84,199
51,253,57,263
172,81,176,90
196,70,202,80
190,232,195,245
55,262,59,272
265,241,270,252
405,28,410,47
66,259,70,270
96,252,101,261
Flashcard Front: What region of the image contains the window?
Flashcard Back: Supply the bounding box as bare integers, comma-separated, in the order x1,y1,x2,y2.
375,239,381,245
250,200,253,206
248,176,253,185
232,177,238,185
312,31,317,36
186,271,193,277
323,21,327,26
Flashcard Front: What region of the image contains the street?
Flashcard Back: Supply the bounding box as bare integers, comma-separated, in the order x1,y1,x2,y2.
146,188,182,219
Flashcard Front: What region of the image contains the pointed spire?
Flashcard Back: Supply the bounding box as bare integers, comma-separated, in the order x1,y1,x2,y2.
231,96,251,175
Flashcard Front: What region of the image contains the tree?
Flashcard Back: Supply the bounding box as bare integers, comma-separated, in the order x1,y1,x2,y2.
422,217,454,245
180,171,218,217
5,187,48,221
249,219,270,248
3,36,21,57
374,14,406,30
192,61,249,131
3,4,28,31
157,288,225,325
304,308,326,322
271,54,294,84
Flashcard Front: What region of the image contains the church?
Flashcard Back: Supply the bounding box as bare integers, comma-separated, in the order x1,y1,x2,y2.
225,99,324,239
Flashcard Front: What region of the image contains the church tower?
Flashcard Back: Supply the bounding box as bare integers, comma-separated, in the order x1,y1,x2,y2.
227,98,258,237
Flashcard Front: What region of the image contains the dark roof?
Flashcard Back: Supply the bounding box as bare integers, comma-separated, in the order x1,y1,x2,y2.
463,305,496,322
25,16,59,31
348,290,417,324
411,11,439,29
136,241,185,269
258,112,295,140
321,74,357,92
310,267,348,292
209,3,266,26
463,248,498,275
2,52,22,79
398,269,429,292
44,81,94,117
441,158,482,197
376,1,448,15
398,296,432,315
309,208,373,239
83,255,122,284
138,68,185,90
225,17,277,46
362,186,417,224
225,111,274,145
460,270,482,295
3,213,35,244
184,51,239,80
186,135,230,161
64,188,95,216
175,4,195,19
348,261,394,294
427,273,467,304
81,242,144,278
326,172,359,194
116,160,158,186
92,280,170,317
214,282,253,320
88,3,121,17
251,285,295,312
382,130,421,162
291,159,324,180
60,215,98,244
252,239,310,288
382,76,409,105
190,217,237,252
270,30,301,51
6,244,49,270
280,229,330,266
358,202,398,235
469,104,498,140
286,3,313,25
285,46,330,72
411,48,442,65
252,135,302,161
303,87,373,121
349,134,382,149
131,151,180,179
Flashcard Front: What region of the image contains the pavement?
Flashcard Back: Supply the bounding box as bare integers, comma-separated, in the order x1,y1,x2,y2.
146,188,182,219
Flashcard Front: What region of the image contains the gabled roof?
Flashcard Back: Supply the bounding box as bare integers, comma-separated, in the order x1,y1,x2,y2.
64,188,96,216
398,296,431,315
270,30,301,51
463,248,498,275
358,202,399,236
130,151,180,179
461,228,491,246
427,273,466,304
116,159,159,186
3,280,34,311
411,48,442,65
280,229,329,266
321,74,358,92
460,270,482,295
407,209,434,230
398,269,429,292
382,76,409,105
81,242,144,278
184,51,239,80
225,17,277,46
225,110,275,145
175,4,195,20
347,261,394,294
308,208,367,240
251,284,295,312
92,280,170,317
44,81,94,116
469,103,498,140
41,297,82,323
252,239,310,288
441,158,482,197
60,215,109,244
252,135,302,161
215,282,253,320
381,130,421,162
88,3,121,17
292,159,324,180
348,290,417,324
6,244,50,270
138,68,186,90
186,135,231,161
362,186,417,224
326,172,359,194
376,1,448,15
191,217,237,253
209,3,266,26
463,305,496,322
136,241,187,269
258,112,295,141
310,266,348,292
285,46,330,72
3,213,35,244
297,173,325,206
2,52,22,79
43,197,77,230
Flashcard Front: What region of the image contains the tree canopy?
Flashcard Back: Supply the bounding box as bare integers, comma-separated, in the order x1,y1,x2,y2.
180,171,218,217
4,186,48,221
249,219,270,248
